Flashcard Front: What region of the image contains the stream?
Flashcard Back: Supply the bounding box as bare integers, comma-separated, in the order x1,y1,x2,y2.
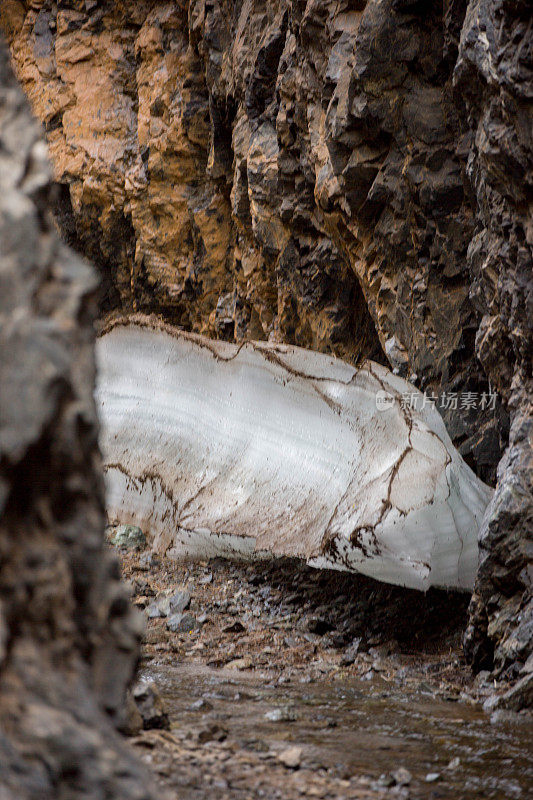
141,662,532,799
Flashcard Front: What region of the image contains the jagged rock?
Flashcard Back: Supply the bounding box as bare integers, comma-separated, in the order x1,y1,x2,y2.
454,0,533,693
0,36,155,800
0,0,379,371
147,589,191,619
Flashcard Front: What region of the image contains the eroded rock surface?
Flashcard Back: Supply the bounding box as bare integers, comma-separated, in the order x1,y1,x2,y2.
453,0,533,697
0,38,155,799
3,0,515,482
2,1,531,697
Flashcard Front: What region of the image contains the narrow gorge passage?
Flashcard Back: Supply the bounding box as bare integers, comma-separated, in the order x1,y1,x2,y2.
1,0,531,798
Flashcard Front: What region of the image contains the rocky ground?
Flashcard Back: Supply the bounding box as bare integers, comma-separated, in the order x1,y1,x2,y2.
114,536,532,800
124,549,472,688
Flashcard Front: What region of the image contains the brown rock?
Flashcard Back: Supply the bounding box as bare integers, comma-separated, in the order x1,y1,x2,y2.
278,746,303,769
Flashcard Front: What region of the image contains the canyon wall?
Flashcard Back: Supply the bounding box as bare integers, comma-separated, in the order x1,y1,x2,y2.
454,0,532,696
2,1,531,701
0,38,155,799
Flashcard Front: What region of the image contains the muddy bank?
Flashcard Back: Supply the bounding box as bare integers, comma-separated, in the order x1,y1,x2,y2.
117,544,532,799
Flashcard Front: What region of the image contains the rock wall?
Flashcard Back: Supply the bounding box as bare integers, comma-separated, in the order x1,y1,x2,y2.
2,0,512,483
2,0,380,367
453,0,532,698
0,38,155,799
2,1,531,698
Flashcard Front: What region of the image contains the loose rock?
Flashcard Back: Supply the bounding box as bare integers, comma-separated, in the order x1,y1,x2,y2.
392,767,412,786
112,525,146,550
132,681,170,730
278,746,302,769
167,612,200,633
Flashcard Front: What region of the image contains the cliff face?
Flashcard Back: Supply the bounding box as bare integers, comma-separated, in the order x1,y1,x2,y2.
2,1,531,700
0,39,154,799
453,0,533,694
3,0,512,482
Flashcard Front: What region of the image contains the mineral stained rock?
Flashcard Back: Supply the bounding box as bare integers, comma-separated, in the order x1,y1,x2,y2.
2,1,531,697
0,38,155,800
96,317,492,592
1,0,506,482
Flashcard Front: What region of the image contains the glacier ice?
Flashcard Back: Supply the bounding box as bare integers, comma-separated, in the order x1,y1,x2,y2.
95,316,493,591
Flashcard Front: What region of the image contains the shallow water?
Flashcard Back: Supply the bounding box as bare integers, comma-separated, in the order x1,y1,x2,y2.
142,663,532,799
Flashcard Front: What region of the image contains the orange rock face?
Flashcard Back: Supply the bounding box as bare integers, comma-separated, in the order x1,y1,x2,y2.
3,2,507,479
3,0,376,364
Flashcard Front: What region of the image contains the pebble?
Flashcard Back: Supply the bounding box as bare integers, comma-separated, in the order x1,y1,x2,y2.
167,612,200,633
377,773,395,788
134,579,155,597
112,524,146,549
197,723,228,743
278,746,302,769
139,552,160,570
189,698,213,711
425,772,440,783
392,767,412,785
265,706,297,722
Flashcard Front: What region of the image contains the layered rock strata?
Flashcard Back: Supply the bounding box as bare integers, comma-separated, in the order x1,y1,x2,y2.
0,38,155,800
